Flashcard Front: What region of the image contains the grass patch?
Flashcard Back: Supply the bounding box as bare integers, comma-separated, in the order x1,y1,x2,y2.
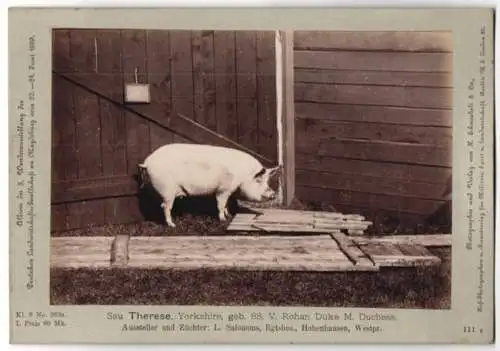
50,247,450,308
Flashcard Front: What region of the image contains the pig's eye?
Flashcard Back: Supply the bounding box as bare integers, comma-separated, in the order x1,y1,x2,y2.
254,168,266,179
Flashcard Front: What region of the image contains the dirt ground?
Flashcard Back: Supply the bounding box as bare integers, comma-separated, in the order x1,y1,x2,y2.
50,197,452,308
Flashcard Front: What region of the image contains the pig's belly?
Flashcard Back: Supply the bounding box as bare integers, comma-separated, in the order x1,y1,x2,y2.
165,162,233,196
180,183,219,196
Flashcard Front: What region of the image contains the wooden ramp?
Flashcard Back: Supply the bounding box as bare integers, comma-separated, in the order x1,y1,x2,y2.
50,233,450,272
227,208,372,235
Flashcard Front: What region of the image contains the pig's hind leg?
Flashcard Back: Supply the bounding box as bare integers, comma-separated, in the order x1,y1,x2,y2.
161,198,176,228
158,187,181,228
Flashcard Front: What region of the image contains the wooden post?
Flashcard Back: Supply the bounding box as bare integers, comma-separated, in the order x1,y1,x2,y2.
276,30,295,206
110,235,130,267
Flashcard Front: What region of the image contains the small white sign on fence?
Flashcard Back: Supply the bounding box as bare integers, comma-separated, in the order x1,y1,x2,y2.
124,83,151,103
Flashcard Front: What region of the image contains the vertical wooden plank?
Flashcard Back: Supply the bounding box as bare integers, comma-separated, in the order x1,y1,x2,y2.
122,29,148,86
146,30,172,118
68,29,105,229
125,109,150,174
98,30,127,176
125,192,144,223
66,200,106,230
146,30,172,109
146,30,174,151
192,31,203,125
97,29,130,224
52,29,71,73
256,31,277,162
69,29,97,74
51,30,70,218
96,29,122,75
51,75,64,232
54,79,77,233
202,31,217,131
192,31,216,130
278,30,295,205
100,107,127,176
51,73,76,232
73,86,102,179
104,197,137,225
149,126,173,152
55,43,79,184
71,29,102,178
50,204,68,233
214,31,238,141
121,29,151,175
170,30,195,134
235,31,259,150
51,78,68,182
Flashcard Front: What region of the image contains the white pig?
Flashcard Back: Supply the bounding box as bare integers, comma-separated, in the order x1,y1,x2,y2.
137,143,281,227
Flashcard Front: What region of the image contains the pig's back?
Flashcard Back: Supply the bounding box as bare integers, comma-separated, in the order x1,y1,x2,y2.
144,143,263,175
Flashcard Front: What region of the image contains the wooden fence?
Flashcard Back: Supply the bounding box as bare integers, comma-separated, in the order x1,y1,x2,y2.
293,31,453,222
51,29,454,234
51,29,278,233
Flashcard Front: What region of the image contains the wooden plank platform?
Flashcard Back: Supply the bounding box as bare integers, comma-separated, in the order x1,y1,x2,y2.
126,235,377,271
227,208,372,235
50,232,448,272
51,235,378,272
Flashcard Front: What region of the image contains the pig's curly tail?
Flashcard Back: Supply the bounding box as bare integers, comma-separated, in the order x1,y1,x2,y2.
137,163,150,189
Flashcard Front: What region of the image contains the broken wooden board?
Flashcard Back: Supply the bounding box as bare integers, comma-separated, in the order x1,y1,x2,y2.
227,208,372,235
355,241,441,267
330,232,375,269
352,234,452,247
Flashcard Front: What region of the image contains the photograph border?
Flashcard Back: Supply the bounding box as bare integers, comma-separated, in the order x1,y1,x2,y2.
9,7,495,344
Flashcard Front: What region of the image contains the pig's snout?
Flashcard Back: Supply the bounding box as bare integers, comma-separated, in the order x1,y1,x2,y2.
262,190,276,201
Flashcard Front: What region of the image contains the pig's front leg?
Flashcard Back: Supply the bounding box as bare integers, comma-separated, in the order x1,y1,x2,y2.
216,191,231,222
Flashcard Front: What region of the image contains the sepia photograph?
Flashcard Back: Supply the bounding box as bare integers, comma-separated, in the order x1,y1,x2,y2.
49,28,454,309
9,6,496,344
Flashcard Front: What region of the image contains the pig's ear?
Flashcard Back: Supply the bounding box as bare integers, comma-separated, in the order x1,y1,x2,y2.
268,165,282,177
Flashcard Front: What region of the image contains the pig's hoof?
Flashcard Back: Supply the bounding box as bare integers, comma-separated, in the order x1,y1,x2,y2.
218,213,227,221
166,221,176,228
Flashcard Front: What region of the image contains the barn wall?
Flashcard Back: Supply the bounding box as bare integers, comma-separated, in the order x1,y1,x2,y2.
51,29,277,233
293,31,453,222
